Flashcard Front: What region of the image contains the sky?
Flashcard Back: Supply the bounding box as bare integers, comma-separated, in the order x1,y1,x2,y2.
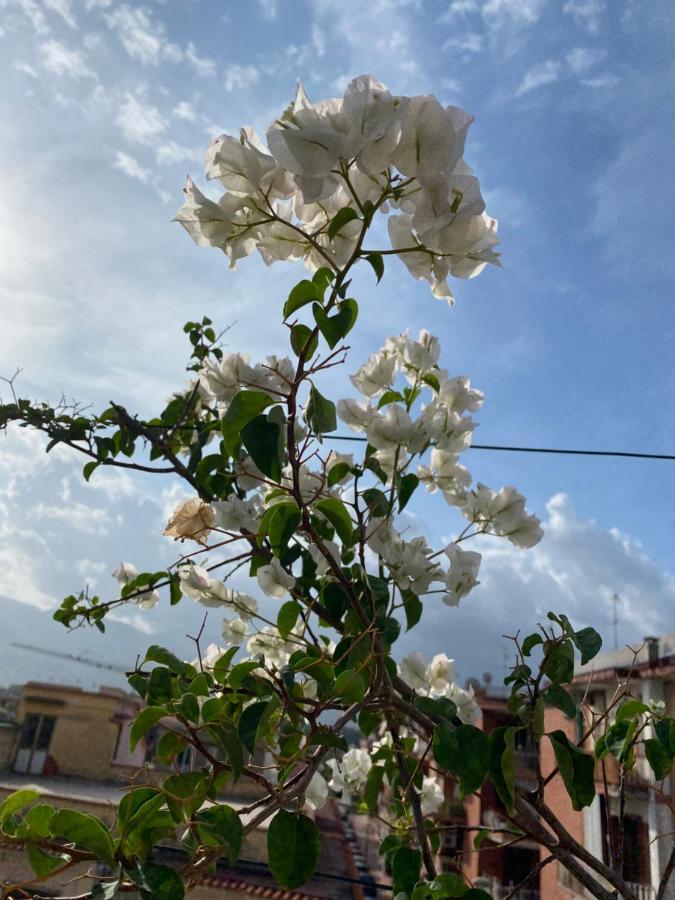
1,0,674,689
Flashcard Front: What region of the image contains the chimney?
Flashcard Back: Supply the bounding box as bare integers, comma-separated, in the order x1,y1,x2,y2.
644,636,659,667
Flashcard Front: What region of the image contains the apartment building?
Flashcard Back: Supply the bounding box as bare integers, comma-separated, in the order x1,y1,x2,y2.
541,634,675,900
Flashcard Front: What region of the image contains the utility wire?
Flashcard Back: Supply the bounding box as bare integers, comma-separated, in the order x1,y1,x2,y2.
321,434,675,461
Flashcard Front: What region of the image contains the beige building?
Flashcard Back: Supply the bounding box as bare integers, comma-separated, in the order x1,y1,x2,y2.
0,681,363,899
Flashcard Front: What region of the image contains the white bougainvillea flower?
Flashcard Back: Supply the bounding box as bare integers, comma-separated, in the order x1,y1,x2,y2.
304,772,329,811
399,652,429,693
337,398,374,432
178,564,212,599
256,558,296,598
392,95,473,179
164,497,215,544
247,626,294,669
350,350,397,397
427,653,456,694
112,562,138,585
447,682,481,724
419,776,444,815
212,494,262,534
221,617,247,646
443,543,481,606
196,642,225,670
327,748,372,799
112,562,158,608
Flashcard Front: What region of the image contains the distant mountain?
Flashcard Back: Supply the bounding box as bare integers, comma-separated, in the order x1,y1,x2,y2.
0,595,171,692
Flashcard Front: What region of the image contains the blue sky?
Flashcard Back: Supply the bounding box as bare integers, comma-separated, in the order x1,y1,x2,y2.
1,0,674,687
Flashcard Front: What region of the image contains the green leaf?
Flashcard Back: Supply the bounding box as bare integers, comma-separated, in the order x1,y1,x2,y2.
163,772,209,822
403,592,423,630
306,383,337,436
392,846,422,895
644,738,672,781
573,626,602,665
241,413,284,482
488,727,517,810
221,390,274,455
328,461,352,487
228,659,262,689
197,804,243,863
328,206,359,240
213,646,239,683
314,497,354,546
544,684,577,719
50,809,115,866
521,633,543,656
312,266,334,294
268,503,301,558
145,645,191,677
332,668,366,702
312,299,358,349
82,461,99,482
616,699,650,722
398,473,419,512
604,720,635,763
209,723,244,781
277,600,301,638
0,789,39,826
26,843,69,878
238,699,276,754
307,730,348,752
364,765,385,812
364,252,384,283
146,667,174,705
548,730,595,810
433,724,490,796
267,810,320,889
290,323,319,359
283,280,321,318
133,861,184,900
542,639,575,684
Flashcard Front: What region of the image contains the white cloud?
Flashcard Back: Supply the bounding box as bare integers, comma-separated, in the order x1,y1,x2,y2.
173,100,196,121
581,73,618,89
438,0,478,22
223,63,260,92
408,494,675,680
565,45,606,75
112,150,150,182
116,93,167,145
0,544,54,608
34,500,110,535
312,24,326,57
516,59,561,95
14,61,37,77
104,4,179,66
44,0,77,29
442,32,483,53
185,41,215,77
38,39,96,80
482,0,544,28
155,140,200,166
563,0,604,33
15,0,49,34
257,0,277,20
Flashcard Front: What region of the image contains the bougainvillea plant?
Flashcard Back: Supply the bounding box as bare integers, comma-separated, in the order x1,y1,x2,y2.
1,76,673,900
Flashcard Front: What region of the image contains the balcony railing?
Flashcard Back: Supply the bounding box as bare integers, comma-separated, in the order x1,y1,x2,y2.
626,883,654,900
474,877,539,899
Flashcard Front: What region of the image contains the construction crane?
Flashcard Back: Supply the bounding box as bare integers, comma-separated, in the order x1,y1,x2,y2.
11,642,128,674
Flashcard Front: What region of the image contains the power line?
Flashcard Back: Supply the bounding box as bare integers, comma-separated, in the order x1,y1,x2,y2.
322,434,675,461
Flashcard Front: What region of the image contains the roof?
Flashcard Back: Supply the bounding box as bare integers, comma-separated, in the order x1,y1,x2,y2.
574,632,675,681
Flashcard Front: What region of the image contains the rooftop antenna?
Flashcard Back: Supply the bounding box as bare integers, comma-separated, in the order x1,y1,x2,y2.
612,593,621,649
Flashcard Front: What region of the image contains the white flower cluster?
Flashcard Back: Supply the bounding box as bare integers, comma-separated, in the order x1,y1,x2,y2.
179,564,259,619
399,652,481,724
176,76,499,301
327,748,372,800
112,562,159,609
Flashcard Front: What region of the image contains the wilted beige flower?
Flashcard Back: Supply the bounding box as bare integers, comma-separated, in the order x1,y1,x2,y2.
164,498,215,544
